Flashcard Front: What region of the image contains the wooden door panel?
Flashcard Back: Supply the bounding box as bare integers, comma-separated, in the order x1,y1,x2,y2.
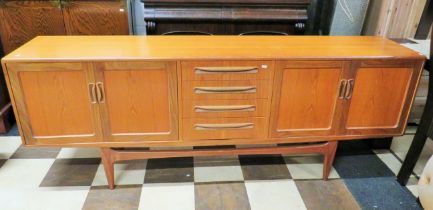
20,71,94,136
346,68,412,128
270,61,345,138
6,63,102,145
96,61,178,142
343,60,423,136
63,1,129,35
0,1,65,54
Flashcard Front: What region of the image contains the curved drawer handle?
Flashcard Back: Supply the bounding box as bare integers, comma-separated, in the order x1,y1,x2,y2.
195,105,256,112
194,86,256,94
194,123,254,130
195,67,258,74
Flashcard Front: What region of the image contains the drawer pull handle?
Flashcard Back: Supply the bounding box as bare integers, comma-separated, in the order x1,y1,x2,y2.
194,123,254,130
88,83,97,104
195,67,258,74
345,79,354,99
96,82,105,103
338,80,347,99
195,105,256,112
194,86,256,94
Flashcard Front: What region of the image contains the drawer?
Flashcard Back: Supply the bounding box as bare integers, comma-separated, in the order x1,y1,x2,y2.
182,80,271,100
181,60,273,81
182,117,267,140
183,99,269,118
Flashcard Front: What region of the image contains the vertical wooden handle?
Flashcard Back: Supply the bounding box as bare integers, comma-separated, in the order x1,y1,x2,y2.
338,80,347,99
88,83,97,104
345,79,354,99
96,82,105,103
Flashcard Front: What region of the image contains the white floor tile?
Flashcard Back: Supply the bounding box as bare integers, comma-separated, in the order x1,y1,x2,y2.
286,164,339,180
194,165,244,182
0,159,54,189
92,163,146,186
391,135,414,160
375,153,402,175
56,148,100,159
0,137,21,159
194,156,243,182
139,183,194,210
407,185,419,197
0,187,89,210
245,180,307,210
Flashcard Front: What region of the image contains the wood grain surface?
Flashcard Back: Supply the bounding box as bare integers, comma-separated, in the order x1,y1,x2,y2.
0,1,66,54
346,67,412,128
62,1,128,35
5,62,103,145
95,61,179,142
2,36,425,62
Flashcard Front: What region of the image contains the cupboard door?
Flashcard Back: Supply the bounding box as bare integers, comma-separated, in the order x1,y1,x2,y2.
62,0,129,35
270,61,346,138
0,1,66,54
95,61,178,142
6,63,102,145
344,61,423,135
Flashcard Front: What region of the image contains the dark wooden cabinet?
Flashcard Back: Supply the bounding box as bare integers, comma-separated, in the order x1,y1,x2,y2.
142,0,310,35
63,1,129,35
0,1,66,54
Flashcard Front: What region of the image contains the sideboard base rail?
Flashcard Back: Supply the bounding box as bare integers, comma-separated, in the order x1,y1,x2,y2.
100,141,338,190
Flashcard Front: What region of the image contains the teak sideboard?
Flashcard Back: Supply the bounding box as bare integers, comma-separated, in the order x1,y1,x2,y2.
1,36,425,189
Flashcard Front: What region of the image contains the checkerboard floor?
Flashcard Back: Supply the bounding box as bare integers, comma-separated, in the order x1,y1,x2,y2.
0,126,431,210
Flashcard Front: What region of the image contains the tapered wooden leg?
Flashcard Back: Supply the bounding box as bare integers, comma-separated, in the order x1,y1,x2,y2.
323,141,338,181
100,148,115,189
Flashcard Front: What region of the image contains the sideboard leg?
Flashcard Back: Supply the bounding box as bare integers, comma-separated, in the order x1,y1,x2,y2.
100,148,115,189
323,141,338,180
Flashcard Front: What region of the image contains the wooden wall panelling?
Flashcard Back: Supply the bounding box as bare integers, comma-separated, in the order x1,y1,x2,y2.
404,0,428,38
363,0,427,38
62,0,129,35
415,0,432,39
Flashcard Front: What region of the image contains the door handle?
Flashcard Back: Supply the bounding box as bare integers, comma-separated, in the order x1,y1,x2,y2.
345,79,354,99
195,67,258,74
194,105,256,112
88,83,97,104
338,80,347,99
194,123,254,130
96,82,105,103
194,86,256,94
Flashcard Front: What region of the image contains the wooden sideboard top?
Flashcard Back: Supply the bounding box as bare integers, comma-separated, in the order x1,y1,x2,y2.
2,36,425,62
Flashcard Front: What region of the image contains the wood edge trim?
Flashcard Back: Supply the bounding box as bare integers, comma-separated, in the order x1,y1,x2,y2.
109,141,330,162
1,62,26,142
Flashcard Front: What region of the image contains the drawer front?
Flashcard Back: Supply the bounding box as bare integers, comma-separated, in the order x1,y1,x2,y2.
182,60,273,81
182,80,271,100
183,99,269,118
183,117,267,140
